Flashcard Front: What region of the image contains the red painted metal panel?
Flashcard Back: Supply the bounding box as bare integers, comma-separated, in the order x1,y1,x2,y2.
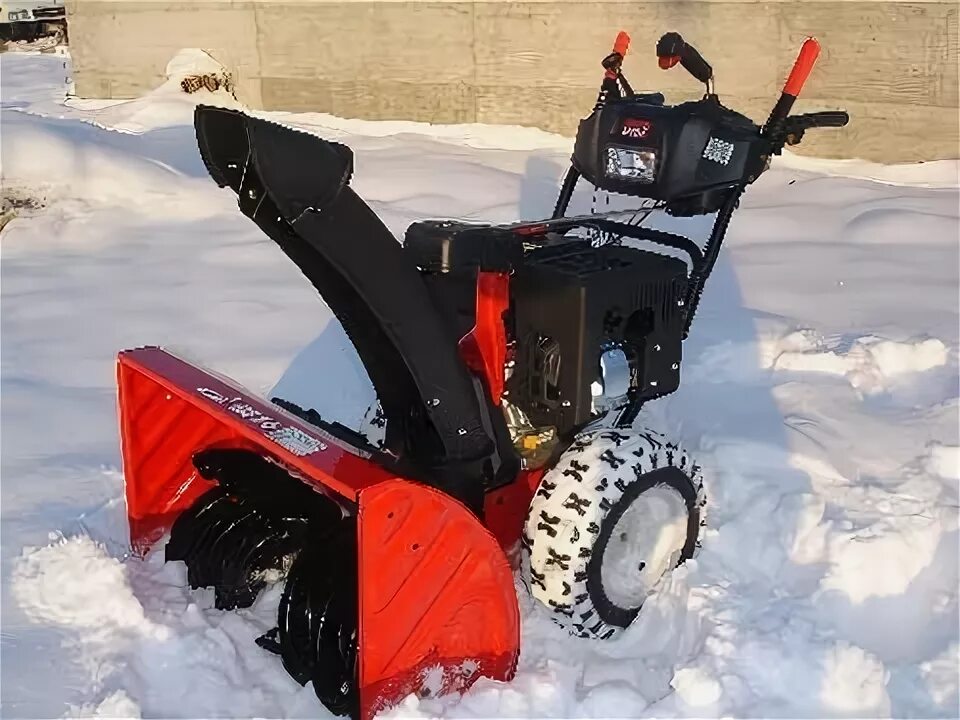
118,346,526,719
117,347,396,554
457,271,510,404
484,468,543,552
356,479,520,720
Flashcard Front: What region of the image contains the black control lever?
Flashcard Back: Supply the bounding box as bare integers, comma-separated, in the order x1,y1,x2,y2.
656,32,714,94
792,110,851,128
781,111,850,146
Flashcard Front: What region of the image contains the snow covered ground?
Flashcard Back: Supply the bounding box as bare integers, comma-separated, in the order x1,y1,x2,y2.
2,50,958,719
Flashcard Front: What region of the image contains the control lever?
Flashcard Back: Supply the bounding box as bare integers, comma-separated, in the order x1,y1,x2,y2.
782,111,850,145
656,32,714,95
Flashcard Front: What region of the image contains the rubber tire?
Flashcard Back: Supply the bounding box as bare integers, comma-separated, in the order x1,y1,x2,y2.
521,426,704,640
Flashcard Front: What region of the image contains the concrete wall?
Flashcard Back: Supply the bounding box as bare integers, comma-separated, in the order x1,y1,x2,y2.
66,0,959,162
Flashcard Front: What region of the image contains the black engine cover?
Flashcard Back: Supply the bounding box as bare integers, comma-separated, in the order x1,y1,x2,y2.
507,242,687,434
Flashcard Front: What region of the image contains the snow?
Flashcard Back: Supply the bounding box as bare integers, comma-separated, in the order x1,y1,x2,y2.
68,690,142,719
926,443,960,480
771,336,949,395
2,50,959,719
13,535,167,638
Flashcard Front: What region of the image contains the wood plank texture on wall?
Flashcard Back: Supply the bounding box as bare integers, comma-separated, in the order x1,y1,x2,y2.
262,77,477,123
66,1,261,103
778,2,958,107
254,2,475,83
473,2,783,99
66,0,960,161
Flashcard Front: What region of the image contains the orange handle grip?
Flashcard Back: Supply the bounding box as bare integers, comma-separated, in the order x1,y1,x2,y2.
783,37,820,97
612,31,630,58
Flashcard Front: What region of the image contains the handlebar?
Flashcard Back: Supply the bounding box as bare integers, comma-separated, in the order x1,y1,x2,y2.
593,31,848,150
611,31,630,59
596,31,632,108
765,37,821,130
600,31,630,76
790,111,850,129
779,110,850,146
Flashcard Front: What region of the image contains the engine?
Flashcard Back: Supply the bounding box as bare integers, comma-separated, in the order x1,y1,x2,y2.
404,219,688,464
507,241,686,431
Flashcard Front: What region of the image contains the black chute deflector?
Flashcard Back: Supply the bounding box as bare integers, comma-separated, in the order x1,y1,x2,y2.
194,105,501,513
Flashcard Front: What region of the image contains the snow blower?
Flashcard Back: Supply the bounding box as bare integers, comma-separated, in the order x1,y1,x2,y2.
116,31,847,719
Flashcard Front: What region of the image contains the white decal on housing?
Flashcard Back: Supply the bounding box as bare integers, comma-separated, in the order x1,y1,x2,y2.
267,426,326,457
702,137,735,165
196,385,326,456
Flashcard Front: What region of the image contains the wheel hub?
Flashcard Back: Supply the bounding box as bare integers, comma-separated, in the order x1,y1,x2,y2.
600,483,689,608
